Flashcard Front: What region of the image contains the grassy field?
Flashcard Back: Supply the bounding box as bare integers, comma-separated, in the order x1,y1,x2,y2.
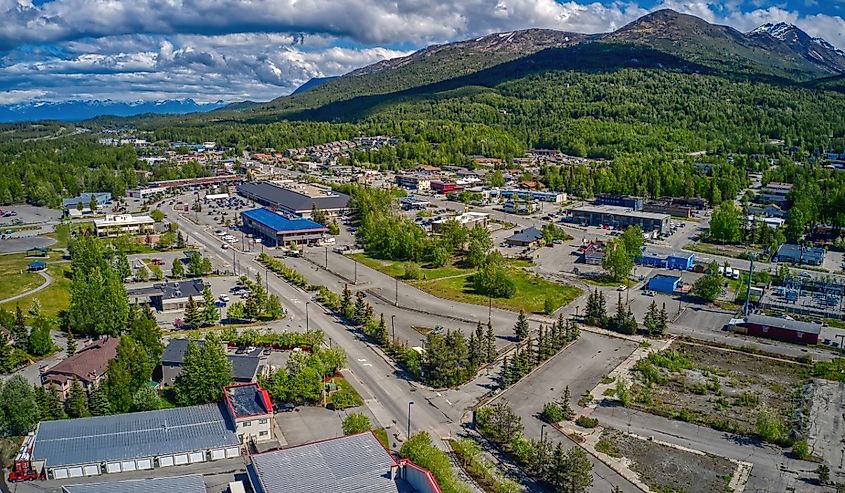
350,253,580,314
1,262,72,317
0,251,67,302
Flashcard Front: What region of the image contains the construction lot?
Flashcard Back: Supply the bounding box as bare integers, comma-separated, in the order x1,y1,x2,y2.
596,428,737,493
628,341,808,435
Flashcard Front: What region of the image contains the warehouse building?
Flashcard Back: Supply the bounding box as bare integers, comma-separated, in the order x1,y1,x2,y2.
27,404,241,480
737,314,821,345
594,194,644,210
237,181,349,217
248,432,441,493
568,205,670,234
240,208,327,246
62,474,207,493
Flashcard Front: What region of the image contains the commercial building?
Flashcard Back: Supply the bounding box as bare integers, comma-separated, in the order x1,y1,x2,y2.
578,241,606,265
568,205,670,234
505,226,544,247
248,432,442,493
431,212,488,233
400,196,430,210
126,279,207,313
237,181,350,217
502,201,538,215
127,186,167,199
642,202,692,218
240,208,327,246
41,338,119,399
490,188,566,204
62,474,207,493
158,339,266,386
395,174,432,191
636,250,695,270
223,383,274,444
26,404,241,480
647,274,682,294
93,214,155,237
62,193,112,214
430,180,461,194
738,314,821,345
595,194,643,210
775,244,826,266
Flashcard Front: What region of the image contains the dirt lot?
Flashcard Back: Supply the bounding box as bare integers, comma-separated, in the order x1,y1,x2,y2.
630,341,808,434
598,428,736,493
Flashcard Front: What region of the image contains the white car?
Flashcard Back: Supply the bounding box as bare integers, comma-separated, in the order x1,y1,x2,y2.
617,285,627,291
218,295,230,303
221,243,229,250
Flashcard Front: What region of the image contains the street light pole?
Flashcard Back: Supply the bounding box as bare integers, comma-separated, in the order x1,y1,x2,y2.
391,314,396,344
488,295,492,325
395,277,399,307
540,424,547,443
325,246,328,269
407,401,414,439
306,302,310,333
265,266,269,293
354,260,358,285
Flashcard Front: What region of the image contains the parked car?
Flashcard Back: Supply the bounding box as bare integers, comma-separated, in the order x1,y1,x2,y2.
219,295,230,303
617,285,627,291
274,402,295,412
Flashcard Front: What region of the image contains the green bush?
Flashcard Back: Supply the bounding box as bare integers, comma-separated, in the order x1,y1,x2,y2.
541,402,564,423
575,416,599,428
401,432,472,493
342,413,371,435
792,439,810,460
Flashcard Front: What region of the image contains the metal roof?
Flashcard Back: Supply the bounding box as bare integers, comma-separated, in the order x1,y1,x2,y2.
506,226,544,244
225,384,271,418
32,404,239,468
62,474,207,493
570,204,670,221
744,314,822,335
241,208,327,233
776,243,826,262
238,181,349,212
250,433,407,493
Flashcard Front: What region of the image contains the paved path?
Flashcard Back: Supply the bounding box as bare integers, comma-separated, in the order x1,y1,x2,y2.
0,269,52,303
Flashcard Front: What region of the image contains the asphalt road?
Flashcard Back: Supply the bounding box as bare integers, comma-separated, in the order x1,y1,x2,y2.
494,332,640,492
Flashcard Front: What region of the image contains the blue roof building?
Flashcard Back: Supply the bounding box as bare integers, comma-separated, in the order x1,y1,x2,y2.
666,252,695,271
241,208,327,246
62,192,112,211
28,261,47,271
647,274,682,294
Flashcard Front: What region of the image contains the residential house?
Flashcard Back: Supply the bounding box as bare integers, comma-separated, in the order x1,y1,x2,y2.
223,383,274,444
41,337,119,399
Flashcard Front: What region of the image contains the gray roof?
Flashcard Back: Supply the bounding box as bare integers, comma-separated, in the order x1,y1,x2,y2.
62,475,206,493
160,279,206,300
225,384,271,418
32,404,239,468
238,181,349,212
776,243,826,262
250,433,407,493
744,314,822,335
161,338,203,365
506,226,544,244
570,204,670,220
162,339,261,381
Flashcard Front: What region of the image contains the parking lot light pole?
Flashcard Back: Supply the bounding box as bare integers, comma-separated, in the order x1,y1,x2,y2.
407,401,415,439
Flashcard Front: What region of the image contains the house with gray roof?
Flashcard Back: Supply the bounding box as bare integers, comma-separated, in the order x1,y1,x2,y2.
158,339,265,386
505,226,544,247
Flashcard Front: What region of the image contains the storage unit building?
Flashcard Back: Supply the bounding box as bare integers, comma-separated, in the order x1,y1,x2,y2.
647,274,682,294
740,314,821,345
30,403,240,480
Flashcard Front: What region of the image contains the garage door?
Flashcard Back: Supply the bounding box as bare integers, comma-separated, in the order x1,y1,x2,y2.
226,447,240,458
136,458,152,470
83,465,100,476
210,449,226,461
159,456,174,467
120,461,136,472
52,468,69,480
188,452,205,464
106,462,121,474
68,467,83,478
174,454,189,465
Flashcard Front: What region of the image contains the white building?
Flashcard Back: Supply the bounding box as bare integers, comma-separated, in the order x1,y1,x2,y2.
94,214,155,237
224,384,274,444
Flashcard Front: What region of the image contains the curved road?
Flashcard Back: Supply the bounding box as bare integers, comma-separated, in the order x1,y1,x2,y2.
0,270,52,304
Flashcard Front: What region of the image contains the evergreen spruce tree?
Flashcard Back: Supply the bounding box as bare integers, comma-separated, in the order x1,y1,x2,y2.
65,329,77,357
561,446,594,493
375,313,389,345
341,284,352,318
514,310,529,341
536,324,548,362
353,291,368,325
33,384,50,420
184,295,201,327
585,289,607,327
656,303,669,337
643,300,659,336
66,379,90,418
88,383,112,416
11,303,28,347
500,355,511,387
171,257,184,278
200,287,220,326
485,322,497,362
46,383,66,420
0,331,13,372
175,334,233,405
560,386,575,420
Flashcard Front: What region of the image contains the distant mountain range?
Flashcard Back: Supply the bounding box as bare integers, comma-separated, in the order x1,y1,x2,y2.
232,9,845,122
0,99,226,123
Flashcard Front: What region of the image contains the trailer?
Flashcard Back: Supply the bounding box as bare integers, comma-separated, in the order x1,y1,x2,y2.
8,433,39,482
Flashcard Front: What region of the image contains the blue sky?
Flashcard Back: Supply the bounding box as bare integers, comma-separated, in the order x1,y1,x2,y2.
1,0,844,104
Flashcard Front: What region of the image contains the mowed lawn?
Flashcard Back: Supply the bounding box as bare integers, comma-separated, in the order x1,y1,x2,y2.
1,262,71,317
0,252,57,301
350,253,581,314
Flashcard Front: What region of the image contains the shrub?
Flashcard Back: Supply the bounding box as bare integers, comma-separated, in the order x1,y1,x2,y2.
792,439,810,460
575,416,599,428
342,413,372,435
541,402,564,423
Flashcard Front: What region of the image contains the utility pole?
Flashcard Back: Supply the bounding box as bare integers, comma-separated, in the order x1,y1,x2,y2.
744,254,755,317
407,401,414,440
